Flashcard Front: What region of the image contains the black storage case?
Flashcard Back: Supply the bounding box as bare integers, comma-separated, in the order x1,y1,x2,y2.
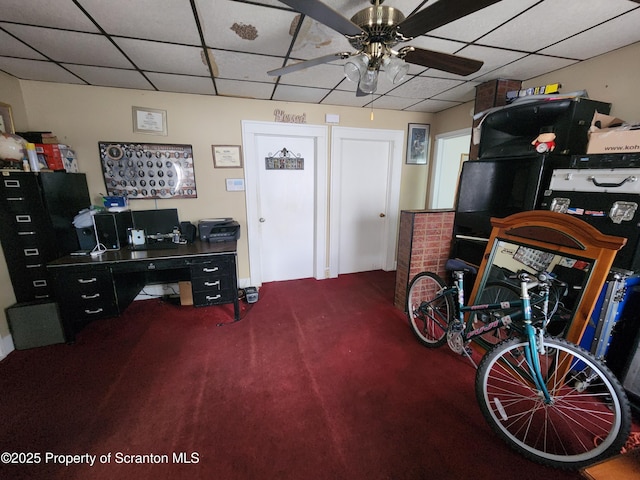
478,98,611,159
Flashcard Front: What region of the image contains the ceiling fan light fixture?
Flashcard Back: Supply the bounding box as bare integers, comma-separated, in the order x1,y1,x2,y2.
344,54,369,82
359,69,378,94
384,56,408,84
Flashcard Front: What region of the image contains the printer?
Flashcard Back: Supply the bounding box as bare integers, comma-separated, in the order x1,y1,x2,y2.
198,218,240,242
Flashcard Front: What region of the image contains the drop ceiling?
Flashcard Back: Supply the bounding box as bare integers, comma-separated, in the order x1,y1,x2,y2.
1,0,639,113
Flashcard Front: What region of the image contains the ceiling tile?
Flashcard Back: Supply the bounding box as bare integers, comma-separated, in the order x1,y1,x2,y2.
391,76,465,99
473,54,578,83
480,0,636,52
215,79,274,100
199,0,298,56
63,65,154,90
209,50,282,83
432,82,479,103
427,0,540,42
0,28,46,60
272,85,332,103
0,57,85,83
277,62,345,89
80,0,201,44
322,89,378,108
114,39,210,76
1,24,132,68
367,94,424,111
539,8,640,60
0,0,98,32
289,17,352,61
145,72,216,95
405,98,462,113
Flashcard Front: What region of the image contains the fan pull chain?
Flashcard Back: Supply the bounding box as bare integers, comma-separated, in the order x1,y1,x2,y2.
370,94,374,121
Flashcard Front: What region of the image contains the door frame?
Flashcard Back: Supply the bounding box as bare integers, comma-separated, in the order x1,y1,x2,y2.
329,126,404,278
428,127,471,209
242,121,328,287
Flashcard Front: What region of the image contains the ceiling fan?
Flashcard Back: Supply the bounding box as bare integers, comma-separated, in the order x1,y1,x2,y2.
268,0,501,95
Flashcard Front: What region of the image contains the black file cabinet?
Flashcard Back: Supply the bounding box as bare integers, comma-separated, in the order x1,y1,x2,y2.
0,171,90,303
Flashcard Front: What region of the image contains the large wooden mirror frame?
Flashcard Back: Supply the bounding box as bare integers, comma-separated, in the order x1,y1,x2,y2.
468,211,626,345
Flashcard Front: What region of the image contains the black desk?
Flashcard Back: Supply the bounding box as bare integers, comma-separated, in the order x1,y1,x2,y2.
47,241,238,341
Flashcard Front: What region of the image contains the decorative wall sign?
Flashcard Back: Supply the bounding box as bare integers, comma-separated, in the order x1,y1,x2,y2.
265,147,304,170
99,142,197,199
273,109,307,124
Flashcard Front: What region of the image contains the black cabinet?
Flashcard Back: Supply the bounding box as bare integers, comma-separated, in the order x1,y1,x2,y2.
0,171,90,303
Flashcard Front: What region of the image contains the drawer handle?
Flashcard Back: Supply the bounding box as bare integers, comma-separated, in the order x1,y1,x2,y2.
81,293,101,299
203,267,219,273
7,197,24,201
4,180,20,188
26,263,42,269
206,294,221,301
84,308,104,315
204,280,221,287
24,248,39,256
77,277,98,284
32,279,48,287
16,215,32,223
18,231,36,236
34,294,50,299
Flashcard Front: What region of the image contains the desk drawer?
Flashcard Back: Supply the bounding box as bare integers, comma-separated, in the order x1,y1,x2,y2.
50,268,118,320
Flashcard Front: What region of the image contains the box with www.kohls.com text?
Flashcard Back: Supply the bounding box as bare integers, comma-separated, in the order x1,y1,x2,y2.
587,124,640,154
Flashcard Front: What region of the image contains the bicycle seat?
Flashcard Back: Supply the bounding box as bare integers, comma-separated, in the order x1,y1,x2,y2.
445,259,477,275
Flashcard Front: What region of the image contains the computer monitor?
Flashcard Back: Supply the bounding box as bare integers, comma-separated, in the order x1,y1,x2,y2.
131,208,179,237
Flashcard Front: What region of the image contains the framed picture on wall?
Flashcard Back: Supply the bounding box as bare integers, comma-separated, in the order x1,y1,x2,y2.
0,102,15,134
406,123,430,165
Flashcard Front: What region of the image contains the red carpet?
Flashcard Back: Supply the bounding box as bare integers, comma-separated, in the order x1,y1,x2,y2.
0,271,582,479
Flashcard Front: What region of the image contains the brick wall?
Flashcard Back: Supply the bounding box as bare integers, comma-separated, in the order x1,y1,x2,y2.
394,210,455,310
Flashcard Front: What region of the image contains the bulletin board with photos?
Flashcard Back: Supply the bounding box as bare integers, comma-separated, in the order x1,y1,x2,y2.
99,142,197,199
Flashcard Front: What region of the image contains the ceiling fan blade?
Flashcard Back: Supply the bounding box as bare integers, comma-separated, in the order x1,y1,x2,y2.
277,0,363,36
397,0,501,38
404,48,483,76
268,53,349,76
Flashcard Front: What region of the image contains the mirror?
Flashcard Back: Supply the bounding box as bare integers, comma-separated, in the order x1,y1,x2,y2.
468,211,626,346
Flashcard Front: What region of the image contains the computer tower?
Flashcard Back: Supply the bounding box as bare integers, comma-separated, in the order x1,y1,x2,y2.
93,211,132,250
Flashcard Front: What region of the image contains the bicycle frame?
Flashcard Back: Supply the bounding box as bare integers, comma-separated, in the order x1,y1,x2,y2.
448,270,553,403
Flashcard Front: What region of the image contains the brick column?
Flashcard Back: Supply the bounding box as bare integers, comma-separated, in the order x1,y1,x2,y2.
394,210,455,310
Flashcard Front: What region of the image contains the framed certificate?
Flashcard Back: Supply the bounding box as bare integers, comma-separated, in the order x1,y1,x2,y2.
212,145,243,168
132,106,167,136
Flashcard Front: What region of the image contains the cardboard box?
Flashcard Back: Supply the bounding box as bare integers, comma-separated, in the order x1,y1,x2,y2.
179,281,193,306
587,125,640,154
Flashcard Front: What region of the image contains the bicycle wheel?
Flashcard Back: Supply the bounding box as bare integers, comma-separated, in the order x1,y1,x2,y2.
475,335,631,469
406,272,454,348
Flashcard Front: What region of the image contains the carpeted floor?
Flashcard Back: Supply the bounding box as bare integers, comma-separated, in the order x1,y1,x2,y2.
0,271,587,479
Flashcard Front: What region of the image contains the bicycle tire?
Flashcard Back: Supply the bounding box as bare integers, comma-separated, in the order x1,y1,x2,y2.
475,335,631,469
406,272,453,348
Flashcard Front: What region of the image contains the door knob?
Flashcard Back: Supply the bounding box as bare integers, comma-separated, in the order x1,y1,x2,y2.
379,213,386,218
259,217,266,222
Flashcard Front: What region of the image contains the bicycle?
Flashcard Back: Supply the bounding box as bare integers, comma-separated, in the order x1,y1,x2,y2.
406,258,632,470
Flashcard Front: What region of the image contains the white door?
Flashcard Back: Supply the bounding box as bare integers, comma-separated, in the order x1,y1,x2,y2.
242,121,328,286
330,127,403,276
255,135,315,282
